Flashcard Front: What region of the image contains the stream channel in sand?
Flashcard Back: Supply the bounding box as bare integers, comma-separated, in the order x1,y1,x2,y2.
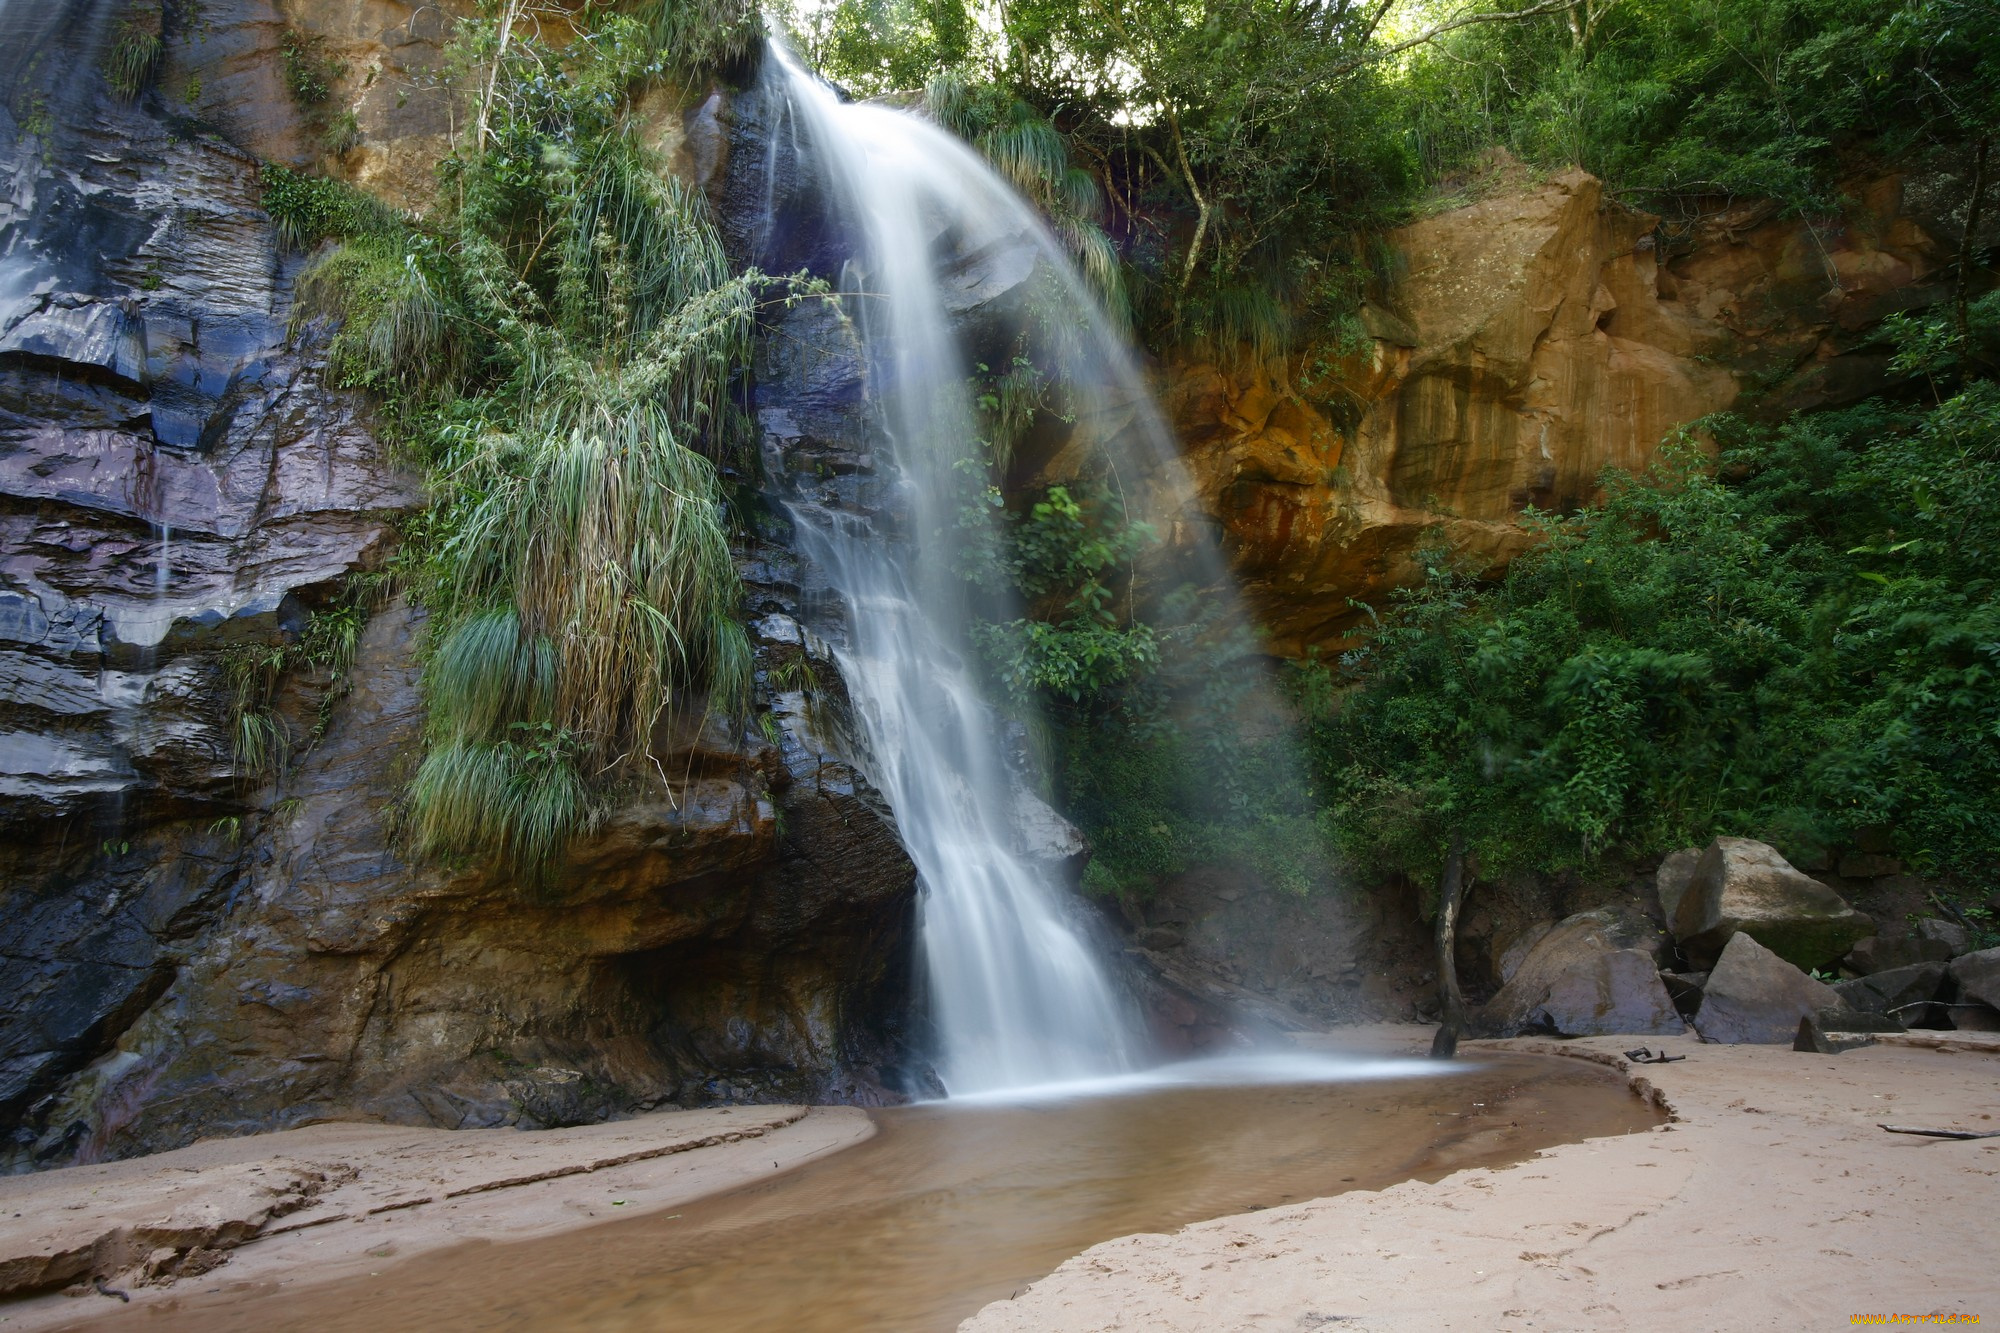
68,1052,1659,1333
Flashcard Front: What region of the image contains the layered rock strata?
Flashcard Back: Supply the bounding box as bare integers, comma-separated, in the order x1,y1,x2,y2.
1,9,921,1168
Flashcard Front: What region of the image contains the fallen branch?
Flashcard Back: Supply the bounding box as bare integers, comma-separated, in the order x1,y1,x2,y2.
1623,1048,1686,1064
1878,1124,2000,1141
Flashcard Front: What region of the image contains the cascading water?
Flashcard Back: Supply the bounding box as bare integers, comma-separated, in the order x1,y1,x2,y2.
755,45,1218,1095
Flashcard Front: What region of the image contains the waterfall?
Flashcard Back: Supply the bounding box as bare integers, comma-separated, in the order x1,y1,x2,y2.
756,46,1211,1096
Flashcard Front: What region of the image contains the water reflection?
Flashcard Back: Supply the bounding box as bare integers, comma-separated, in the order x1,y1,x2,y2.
108,1054,1658,1333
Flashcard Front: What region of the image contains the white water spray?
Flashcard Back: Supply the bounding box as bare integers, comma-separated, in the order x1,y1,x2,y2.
759,47,1221,1095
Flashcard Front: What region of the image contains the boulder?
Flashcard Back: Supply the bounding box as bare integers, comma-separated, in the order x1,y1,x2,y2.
1830,962,1945,1019
1948,947,2000,1010
1672,837,1873,970
1693,932,1849,1045
1496,922,1555,984
1526,949,1683,1037
1813,1008,1906,1035
1476,906,1677,1036
1915,918,1971,957
1793,1011,1899,1054
1011,786,1091,877
1845,933,1953,974
1655,849,1701,927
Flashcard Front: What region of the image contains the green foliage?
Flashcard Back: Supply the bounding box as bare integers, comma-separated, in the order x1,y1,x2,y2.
221,576,384,781
629,0,762,72
791,0,1995,363
1312,312,2000,889
259,165,395,250
294,233,463,401
781,0,973,93
280,27,343,107
289,9,780,874
106,12,164,101
1403,0,2000,219
1055,599,1335,900
973,484,1159,704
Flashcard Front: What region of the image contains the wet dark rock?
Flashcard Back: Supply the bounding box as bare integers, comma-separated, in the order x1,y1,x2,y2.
15,599,920,1163
1692,932,1849,1045
1948,947,2000,1011
1832,962,1945,1022
1,23,926,1164
1845,932,1954,974
1672,837,1873,971
1914,918,1971,958
1660,970,1708,1022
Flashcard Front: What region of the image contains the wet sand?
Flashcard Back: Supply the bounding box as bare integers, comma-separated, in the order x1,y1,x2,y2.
0,1106,871,1331
965,1032,2000,1331
47,1051,1656,1332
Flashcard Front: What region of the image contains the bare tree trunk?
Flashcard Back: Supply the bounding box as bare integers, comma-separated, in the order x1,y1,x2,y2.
475,0,520,154
1429,833,1468,1060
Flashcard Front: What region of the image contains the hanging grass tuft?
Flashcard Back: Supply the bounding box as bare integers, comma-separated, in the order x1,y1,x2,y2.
105,16,164,101
400,133,757,874
626,0,759,72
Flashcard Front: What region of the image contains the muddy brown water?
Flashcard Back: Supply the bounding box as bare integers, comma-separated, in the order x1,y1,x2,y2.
81,1053,1657,1332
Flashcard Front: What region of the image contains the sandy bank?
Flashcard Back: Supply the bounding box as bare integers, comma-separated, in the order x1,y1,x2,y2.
0,1104,871,1330
963,1029,2000,1331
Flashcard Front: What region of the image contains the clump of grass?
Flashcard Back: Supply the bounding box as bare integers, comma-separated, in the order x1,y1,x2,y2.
322,109,362,155
287,11,781,877
220,575,385,781
260,164,397,250
280,28,343,107
295,234,463,397
629,0,759,72
106,15,164,101
407,151,756,872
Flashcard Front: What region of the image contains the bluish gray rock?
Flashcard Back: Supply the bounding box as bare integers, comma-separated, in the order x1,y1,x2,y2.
1694,931,1847,1044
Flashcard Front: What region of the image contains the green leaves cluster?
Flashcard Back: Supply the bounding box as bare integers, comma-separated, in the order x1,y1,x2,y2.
280,27,343,106
105,7,164,101
261,166,395,250
973,484,1160,705
787,0,1997,361
1311,301,2000,890
277,10,766,874
1404,0,2000,218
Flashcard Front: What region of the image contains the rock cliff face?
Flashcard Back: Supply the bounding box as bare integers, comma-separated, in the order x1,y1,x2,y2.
0,4,920,1169
1174,163,1955,653
0,4,1969,1165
